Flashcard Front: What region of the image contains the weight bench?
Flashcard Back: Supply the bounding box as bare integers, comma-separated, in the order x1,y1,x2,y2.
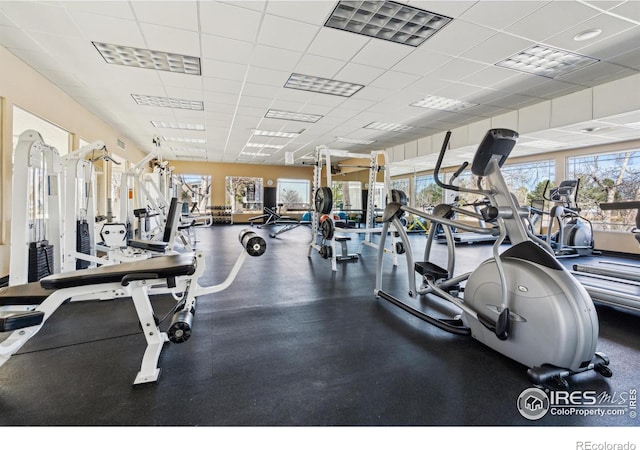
0,253,198,385
334,236,358,262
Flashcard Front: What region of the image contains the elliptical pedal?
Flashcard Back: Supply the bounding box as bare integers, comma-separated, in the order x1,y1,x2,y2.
415,261,448,280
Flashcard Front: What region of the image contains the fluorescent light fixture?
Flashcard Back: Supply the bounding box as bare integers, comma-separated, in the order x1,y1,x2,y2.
132,94,204,110
496,44,599,78
152,121,205,131
335,137,376,145
364,122,413,132
245,143,284,149
325,0,452,47
265,109,322,123
285,73,364,97
93,42,201,75
162,136,206,144
240,151,272,157
253,129,301,138
520,140,569,149
410,95,477,111
170,147,207,153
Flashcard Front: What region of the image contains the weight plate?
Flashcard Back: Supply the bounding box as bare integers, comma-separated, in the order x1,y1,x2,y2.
320,217,335,240
314,187,333,214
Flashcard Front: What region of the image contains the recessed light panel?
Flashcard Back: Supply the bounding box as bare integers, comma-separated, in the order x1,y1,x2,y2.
285,73,364,97
496,44,599,78
152,121,205,131
324,0,452,47
253,129,301,138
245,143,284,149
240,151,272,157
93,42,201,75
336,137,376,145
132,94,204,110
265,109,323,123
410,95,477,111
170,147,207,154
364,122,413,132
162,136,206,144
520,140,569,149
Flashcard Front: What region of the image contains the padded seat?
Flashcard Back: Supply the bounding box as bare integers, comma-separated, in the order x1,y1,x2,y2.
0,282,54,306
40,253,197,289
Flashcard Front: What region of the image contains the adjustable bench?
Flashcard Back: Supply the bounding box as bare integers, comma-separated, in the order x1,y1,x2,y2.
0,253,198,385
0,229,267,386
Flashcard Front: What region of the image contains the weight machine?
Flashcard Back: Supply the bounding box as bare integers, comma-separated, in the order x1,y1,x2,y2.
308,146,400,271
10,130,62,286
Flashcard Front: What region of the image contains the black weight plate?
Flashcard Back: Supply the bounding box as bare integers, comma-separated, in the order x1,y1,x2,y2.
314,187,333,214
320,218,335,240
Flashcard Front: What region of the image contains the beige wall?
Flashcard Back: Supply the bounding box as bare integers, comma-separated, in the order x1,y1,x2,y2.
0,46,147,276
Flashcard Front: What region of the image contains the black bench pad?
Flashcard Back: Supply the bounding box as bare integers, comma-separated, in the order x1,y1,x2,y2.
0,311,45,332
127,239,168,252
0,282,54,306
40,253,197,289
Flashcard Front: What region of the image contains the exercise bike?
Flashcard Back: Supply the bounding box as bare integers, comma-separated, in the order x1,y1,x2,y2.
374,128,611,388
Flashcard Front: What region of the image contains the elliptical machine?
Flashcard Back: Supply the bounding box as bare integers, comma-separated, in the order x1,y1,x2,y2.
374,128,611,388
543,179,596,257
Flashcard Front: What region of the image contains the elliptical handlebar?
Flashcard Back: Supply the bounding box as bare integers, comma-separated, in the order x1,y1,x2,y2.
433,130,491,197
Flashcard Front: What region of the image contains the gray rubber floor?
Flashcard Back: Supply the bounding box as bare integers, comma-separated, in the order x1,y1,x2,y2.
0,225,638,429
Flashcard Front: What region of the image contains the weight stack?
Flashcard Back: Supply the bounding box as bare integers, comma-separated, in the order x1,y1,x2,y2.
28,241,54,282
76,220,91,269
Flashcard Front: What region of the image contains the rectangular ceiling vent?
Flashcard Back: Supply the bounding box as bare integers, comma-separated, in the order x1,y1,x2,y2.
117,139,126,150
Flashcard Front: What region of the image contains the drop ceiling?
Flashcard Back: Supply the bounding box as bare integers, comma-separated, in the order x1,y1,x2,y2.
1,0,640,173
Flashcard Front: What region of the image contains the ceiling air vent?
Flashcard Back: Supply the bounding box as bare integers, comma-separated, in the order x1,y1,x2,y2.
117,139,126,150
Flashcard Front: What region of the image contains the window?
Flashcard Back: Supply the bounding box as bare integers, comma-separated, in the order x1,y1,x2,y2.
226,176,263,213
277,179,310,211
567,150,640,231
177,175,212,214
13,106,70,155
502,160,555,207
414,174,443,210
391,177,410,201
371,181,386,210
331,181,361,211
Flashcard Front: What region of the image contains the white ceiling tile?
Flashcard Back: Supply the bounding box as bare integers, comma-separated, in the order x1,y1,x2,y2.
238,95,273,109
293,54,346,79
199,1,262,42
418,19,498,57
370,71,420,90
333,62,385,86
427,58,487,82
220,1,267,13
258,14,320,52
579,26,640,59
307,26,369,61
461,32,534,64
202,77,243,95
265,1,336,26
544,12,635,53
504,1,600,42
608,48,640,69
433,83,487,100
0,2,81,36
405,1,477,18
459,65,522,88
557,61,632,86
251,45,302,71
407,76,454,95
139,23,200,56
241,82,281,99
0,25,43,52
610,1,640,21
391,49,450,76
68,11,145,47
158,71,202,90
200,33,253,64
60,1,135,20
246,66,290,87
351,86,395,102
201,59,248,81
351,39,414,70
460,1,547,30
131,1,199,31
19,32,95,64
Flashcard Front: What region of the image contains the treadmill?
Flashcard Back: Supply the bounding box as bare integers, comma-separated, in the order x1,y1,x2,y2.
571,201,640,314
